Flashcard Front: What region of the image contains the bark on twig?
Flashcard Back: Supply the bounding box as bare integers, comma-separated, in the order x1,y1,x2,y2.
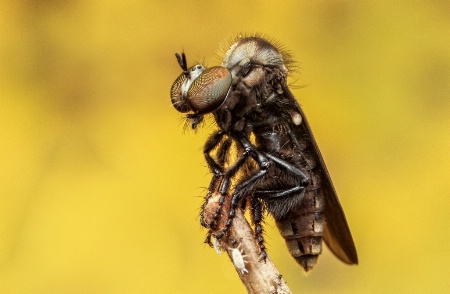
223,209,291,294
204,192,291,293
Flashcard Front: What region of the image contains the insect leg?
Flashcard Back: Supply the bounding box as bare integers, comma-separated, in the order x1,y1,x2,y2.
215,167,267,240
202,134,248,232
216,137,232,167
264,152,310,186
233,131,271,169
203,130,227,175
250,197,267,261
201,131,230,231
212,151,250,222
217,135,311,250
216,132,271,239
254,186,304,199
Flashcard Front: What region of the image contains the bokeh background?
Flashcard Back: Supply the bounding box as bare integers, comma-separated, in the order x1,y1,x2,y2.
1,1,449,293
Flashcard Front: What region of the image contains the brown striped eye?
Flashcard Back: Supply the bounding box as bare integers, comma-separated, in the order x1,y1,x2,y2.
186,66,231,114
170,64,205,113
170,65,231,114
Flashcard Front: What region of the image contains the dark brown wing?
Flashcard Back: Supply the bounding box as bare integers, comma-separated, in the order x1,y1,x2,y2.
286,87,358,265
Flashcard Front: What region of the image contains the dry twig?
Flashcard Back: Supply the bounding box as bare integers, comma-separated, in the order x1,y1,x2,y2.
204,192,291,294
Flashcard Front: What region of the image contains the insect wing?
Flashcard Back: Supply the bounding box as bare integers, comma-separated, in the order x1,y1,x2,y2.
285,86,358,265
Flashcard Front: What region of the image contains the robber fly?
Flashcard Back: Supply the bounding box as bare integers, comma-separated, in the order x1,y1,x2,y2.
170,35,358,271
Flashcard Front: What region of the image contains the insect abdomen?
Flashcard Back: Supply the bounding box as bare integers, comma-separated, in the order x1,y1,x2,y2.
275,188,325,272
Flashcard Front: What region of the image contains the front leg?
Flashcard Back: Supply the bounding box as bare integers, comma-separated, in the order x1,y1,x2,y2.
200,130,231,231
201,147,254,248
203,130,228,175
215,132,271,239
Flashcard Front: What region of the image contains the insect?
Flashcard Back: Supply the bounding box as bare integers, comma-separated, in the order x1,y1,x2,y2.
229,241,248,274
170,35,358,271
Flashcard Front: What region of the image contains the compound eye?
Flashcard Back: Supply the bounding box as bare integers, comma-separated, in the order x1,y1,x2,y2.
170,72,190,113
187,66,232,114
170,64,206,113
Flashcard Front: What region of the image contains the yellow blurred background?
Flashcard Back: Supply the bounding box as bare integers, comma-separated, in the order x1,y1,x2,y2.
1,1,449,293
